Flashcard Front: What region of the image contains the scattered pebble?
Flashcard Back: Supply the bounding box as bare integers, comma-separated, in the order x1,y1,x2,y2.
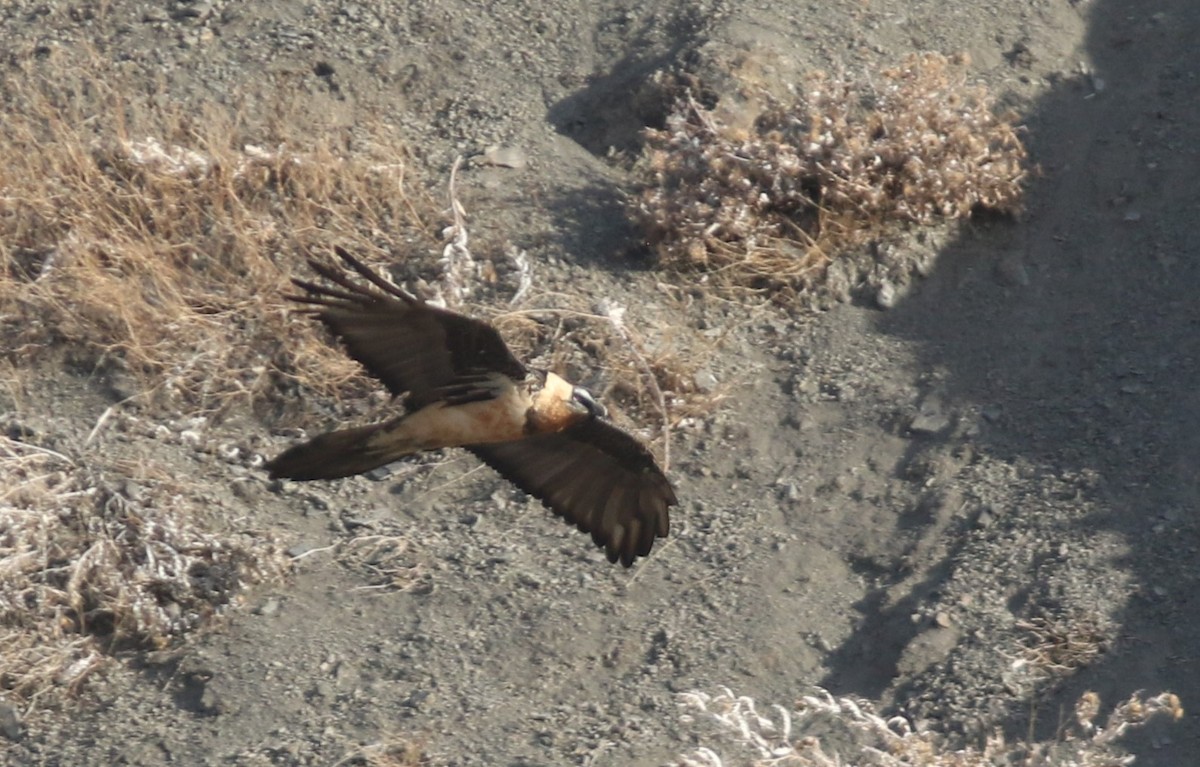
910,406,951,435
995,254,1030,287
693,368,719,393
254,597,282,617
875,281,898,309
283,540,316,556
0,699,22,742
479,145,528,169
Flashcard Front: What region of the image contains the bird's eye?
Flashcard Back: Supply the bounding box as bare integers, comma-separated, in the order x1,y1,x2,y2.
572,387,606,419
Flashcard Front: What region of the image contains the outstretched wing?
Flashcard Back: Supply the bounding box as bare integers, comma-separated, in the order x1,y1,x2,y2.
468,419,676,567
289,247,526,408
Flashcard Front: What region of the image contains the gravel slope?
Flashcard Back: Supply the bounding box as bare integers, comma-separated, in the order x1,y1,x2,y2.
1,0,1196,765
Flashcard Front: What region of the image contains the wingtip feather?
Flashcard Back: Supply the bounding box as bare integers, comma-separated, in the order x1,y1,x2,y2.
331,246,418,304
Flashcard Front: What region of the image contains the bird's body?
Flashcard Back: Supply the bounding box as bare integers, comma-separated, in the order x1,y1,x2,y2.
268,370,583,480
265,248,676,566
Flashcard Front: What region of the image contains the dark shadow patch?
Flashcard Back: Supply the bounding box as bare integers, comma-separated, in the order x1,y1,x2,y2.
871,0,1200,760
547,7,712,157
539,176,650,269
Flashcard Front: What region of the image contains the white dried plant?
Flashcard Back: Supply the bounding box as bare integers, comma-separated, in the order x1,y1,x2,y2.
507,245,533,306
0,434,289,707
674,686,1183,767
599,298,671,471
436,155,476,308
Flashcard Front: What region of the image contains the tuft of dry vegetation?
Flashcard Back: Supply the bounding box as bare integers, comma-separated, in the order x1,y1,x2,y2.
0,55,438,417
1014,612,1113,684
329,738,426,767
675,687,1183,767
0,52,707,717
0,54,710,434
0,53,446,713
632,53,1028,299
0,433,289,705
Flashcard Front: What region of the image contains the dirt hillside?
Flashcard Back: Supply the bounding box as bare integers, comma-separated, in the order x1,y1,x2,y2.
1,1,1196,765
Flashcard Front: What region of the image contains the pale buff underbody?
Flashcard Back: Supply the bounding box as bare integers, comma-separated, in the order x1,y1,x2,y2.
364,371,585,456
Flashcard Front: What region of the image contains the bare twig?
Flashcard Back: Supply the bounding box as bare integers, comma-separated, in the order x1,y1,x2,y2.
600,300,671,471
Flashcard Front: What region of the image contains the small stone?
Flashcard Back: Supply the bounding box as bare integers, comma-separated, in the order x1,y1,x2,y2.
364,464,395,481
0,698,22,741
876,281,897,309
935,611,953,628
171,0,214,20
402,689,431,709
286,542,316,558
254,597,282,617
144,648,186,666
341,515,373,531
693,369,718,393
199,685,222,715
479,145,527,169
120,480,146,502
910,407,950,435
305,494,329,511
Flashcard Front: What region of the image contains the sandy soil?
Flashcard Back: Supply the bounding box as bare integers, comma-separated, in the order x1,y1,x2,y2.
2,0,1197,765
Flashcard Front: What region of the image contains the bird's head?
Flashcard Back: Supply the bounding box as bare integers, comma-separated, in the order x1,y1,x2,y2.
528,371,606,433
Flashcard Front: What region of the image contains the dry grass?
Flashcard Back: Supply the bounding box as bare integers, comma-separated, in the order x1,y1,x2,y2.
0,433,289,706
330,738,426,767
0,51,712,716
675,687,1183,767
0,52,445,711
0,47,722,439
1014,612,1113,683
488,298,728,472
0,53,439,418
632,53,1028,301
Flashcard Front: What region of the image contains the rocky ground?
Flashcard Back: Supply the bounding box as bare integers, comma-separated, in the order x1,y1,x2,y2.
1,0,1197,765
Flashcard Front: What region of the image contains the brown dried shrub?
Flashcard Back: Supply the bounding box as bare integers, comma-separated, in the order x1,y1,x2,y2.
632,53,1029,299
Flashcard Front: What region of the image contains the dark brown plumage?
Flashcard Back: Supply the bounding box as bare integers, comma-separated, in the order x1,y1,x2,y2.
266,247,676,566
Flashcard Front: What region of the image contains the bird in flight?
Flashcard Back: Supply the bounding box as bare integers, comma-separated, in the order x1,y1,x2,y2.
265,247,676,566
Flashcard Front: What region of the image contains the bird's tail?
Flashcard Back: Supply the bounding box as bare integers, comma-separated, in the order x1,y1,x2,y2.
265,423,413,481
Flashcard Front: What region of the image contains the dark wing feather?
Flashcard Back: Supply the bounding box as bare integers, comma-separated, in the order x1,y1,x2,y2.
468,419,676,566
290,247,526,408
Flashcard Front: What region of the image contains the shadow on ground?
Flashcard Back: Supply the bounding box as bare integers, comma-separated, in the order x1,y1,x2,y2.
851,0,1197,759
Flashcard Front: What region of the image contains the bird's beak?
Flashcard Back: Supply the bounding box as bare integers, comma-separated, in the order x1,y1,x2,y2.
571,387,607,419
